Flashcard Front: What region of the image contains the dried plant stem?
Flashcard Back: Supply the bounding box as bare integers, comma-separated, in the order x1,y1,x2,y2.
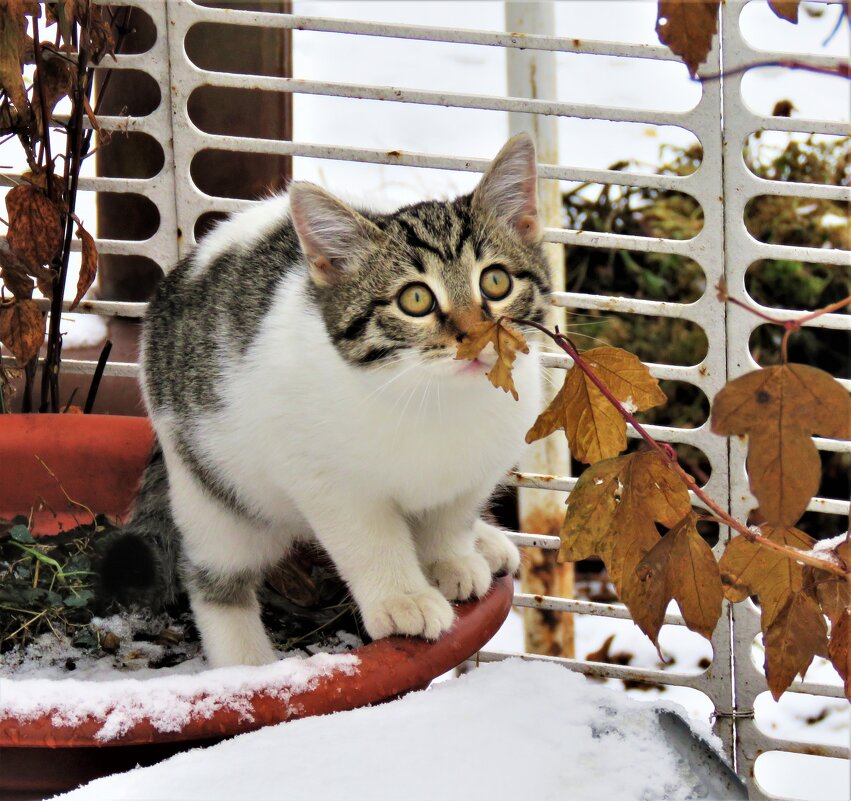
34,454,96,526
509,315,847,579
40,7,94,411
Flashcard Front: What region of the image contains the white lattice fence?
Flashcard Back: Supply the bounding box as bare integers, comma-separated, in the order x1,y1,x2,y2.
1,2,848,798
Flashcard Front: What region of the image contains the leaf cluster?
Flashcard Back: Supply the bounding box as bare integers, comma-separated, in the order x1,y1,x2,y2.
712,365,851,698
0,2,107,379
457,304,850,701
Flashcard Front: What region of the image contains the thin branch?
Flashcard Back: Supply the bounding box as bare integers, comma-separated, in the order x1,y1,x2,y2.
696,60,851,83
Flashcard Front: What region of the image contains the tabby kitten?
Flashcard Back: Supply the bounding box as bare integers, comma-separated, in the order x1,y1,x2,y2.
136,134,551,667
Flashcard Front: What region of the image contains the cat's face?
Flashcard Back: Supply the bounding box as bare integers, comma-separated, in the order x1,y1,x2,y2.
290,135,551,378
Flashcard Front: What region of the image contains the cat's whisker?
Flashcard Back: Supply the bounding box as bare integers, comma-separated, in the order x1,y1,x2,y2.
360,356,421,403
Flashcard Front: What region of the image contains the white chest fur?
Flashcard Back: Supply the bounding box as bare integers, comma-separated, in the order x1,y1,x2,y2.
206,274,542,518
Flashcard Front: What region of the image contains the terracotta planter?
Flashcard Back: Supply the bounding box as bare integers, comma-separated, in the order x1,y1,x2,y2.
0,415,513,798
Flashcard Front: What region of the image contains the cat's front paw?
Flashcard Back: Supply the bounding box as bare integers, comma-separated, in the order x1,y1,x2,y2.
427,552,492,602
362,587,455,641
474,521,521,576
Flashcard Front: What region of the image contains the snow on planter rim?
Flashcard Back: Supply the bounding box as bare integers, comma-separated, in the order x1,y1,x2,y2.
0,651,360,742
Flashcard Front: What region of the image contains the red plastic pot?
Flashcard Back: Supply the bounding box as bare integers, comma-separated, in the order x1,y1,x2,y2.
0,415,513,798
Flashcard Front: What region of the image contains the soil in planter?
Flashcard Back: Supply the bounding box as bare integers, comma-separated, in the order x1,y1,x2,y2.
0,516,362,679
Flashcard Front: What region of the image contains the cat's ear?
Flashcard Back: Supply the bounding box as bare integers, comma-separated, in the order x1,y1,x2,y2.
288,182,382,286
472,133,540,243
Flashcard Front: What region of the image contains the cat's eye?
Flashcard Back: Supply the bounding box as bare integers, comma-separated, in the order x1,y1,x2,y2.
398,282,436,317
480,266,512,301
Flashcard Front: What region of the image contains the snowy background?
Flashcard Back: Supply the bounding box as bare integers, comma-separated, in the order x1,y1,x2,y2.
1,1,848,798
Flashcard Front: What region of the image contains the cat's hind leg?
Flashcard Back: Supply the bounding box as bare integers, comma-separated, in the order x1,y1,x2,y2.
164,449,285,667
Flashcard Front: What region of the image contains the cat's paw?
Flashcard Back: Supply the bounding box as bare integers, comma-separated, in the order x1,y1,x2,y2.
362,587,455,641
474,522,521,576
427,552,492,601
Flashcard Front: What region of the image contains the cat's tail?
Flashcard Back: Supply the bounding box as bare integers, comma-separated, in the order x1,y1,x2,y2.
98,441,182,609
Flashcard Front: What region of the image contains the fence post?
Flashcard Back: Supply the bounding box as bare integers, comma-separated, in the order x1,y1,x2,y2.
505,2,574,658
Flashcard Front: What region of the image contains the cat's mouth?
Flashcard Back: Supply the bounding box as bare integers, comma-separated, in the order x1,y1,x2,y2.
458,357,488,374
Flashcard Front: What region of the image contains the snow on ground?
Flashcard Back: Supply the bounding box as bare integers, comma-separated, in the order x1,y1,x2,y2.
52,659,733,801
486,593,850,801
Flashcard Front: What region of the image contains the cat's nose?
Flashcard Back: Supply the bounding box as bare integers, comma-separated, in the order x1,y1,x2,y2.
450,306,486,342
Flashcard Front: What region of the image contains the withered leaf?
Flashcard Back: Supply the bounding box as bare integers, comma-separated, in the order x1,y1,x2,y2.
656,0,720,79
31,44,76,133
0,6,28,112
71,223,97,310
84,3,117,63
455,319,529,401
527,346,666,463
767,0,800,23
827,608,850,701
711,364,851,525
0,236,34,299
0,297,44,364
21,168,66,205
803,565,850,627
637,512,723,643
5,185,63,271
560,450,691,645
46,1,76,46
720,524,814,627
763,589,828,700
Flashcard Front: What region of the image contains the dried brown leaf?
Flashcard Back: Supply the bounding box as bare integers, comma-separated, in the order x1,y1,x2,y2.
21,168,66,205
0,6,28,111
656,0,720,79
767,0,800,23
711,364,851,525
0,6,27,112
31,44,76,133
71,223,97,310
526,346,667,464
803,565,850,627
0,297,44,364
0,236,34,299
84,3,116,63
637,512,723,642
5,185,63,272
560,450,691,645
720,524,814,627
827,608,850,701
455,319,529,401
763,589,828,700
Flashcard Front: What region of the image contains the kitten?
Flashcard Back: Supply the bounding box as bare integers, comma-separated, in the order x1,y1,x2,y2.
134,134,551,667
